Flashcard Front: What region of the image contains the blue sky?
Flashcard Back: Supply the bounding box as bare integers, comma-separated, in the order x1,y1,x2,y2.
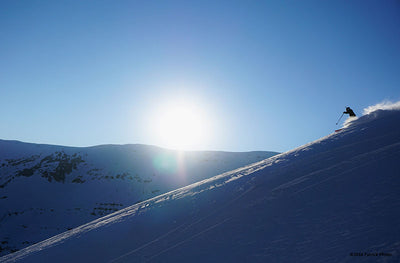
1,0,399,152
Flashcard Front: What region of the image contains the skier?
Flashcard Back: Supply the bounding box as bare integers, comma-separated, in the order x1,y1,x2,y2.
336,106,356,126
343,106,356,117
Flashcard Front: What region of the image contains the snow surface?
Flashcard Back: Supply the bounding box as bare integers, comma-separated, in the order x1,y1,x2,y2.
1,108,400,263
0,142,277,256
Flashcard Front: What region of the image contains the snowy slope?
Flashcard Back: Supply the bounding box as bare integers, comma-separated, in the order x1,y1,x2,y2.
2,108,400,263
0,142,277,256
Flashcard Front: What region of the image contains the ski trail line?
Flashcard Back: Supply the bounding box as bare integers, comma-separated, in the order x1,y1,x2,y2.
108,222,187,263
146,217,232,262
109,184,256,263
144,185,256,261
177,184,256,235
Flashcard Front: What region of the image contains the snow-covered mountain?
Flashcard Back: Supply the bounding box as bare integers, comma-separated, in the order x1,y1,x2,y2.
2,107,400,263
0,141,278,256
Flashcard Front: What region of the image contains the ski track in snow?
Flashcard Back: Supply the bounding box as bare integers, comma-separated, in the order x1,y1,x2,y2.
108,222,187,263
109,184,257,262
145,218,232,262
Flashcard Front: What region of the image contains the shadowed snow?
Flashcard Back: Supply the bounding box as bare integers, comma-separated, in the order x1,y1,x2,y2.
1,107,400,263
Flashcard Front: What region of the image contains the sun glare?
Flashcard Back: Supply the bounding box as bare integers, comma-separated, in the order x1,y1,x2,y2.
154,102,209,150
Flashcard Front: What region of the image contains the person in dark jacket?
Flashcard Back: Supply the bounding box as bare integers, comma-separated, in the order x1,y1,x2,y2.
343,106,356,117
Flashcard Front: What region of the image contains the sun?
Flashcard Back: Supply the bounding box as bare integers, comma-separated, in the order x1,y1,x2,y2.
154,102,209,150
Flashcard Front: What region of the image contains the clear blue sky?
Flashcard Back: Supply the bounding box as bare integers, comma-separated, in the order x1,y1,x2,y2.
1,0,399,152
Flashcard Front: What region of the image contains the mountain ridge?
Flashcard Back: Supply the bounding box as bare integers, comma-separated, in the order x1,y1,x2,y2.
0,141,278,256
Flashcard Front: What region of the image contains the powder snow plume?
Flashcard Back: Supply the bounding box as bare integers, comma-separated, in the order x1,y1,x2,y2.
342,100,400,128
343,115,358,128
363,100,400,115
